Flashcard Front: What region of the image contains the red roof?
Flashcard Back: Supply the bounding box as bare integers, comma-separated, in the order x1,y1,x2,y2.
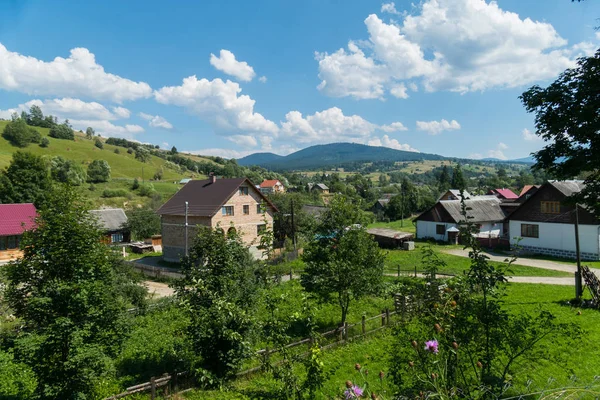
519,185,539,197
260,179,281,188
0,203,37,236
493,188,518,199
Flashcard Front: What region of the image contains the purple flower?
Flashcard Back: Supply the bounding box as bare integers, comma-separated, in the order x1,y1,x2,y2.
344,385,364,399
424,339,439,354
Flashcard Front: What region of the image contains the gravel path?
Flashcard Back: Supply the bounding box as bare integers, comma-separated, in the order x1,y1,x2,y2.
143,281,175,298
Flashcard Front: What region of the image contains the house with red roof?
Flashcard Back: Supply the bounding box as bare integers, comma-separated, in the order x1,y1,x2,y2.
259,179,285,194
0,203,37,261
487,188,519,200
518,185,540,200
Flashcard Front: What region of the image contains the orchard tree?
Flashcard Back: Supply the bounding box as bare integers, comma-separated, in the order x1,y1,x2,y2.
4,185,142,399
87,159,111,183
520,49,600,215
0,151,52,207
135,147,151,163
173,227,259,382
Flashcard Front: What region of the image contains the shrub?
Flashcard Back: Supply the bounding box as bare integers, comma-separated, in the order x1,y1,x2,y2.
2,119,40,147
135,147,151,163
114,148,120,154
153,168,164,181
39,137,50,148
138,183,155,197
131,177,139,190
0,350,37,399
48,123,74,140
87,160,111,183
101,189,130,198
127,148,134,154
94,138,104,149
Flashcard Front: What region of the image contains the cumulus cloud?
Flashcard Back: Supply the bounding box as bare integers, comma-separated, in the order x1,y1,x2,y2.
259,76,267,83
0,98,131,121
379,122,408,132
381,2,401,15
0,43,152,103
209,49,256,82
522,128,541,141
139,112,173,130
316,0,597,99
416,119,460,135
368,135,419,152
390,83,409,99
69,119,144,139
154,76,278,135
227,134,258,148
112,106,131,119
488,142,508,160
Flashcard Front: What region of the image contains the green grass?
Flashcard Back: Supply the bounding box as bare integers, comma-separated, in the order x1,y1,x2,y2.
385,243,573,277
368,218,417,234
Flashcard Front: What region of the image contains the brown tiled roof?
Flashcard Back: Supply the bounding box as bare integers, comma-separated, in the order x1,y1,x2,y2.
157,178,277,216
260,179,281,188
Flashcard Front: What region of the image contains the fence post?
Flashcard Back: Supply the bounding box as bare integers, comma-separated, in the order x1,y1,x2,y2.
414,265,417,277
173,369,178,393
150,377,156,400
362,315,366,335
397,264,400,277
290,269,293,281
386,308,390,325
381,311,385,326
339,324,343,342
344,322,349,341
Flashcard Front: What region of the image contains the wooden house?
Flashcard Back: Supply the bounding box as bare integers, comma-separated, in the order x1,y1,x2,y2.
0,203,37,261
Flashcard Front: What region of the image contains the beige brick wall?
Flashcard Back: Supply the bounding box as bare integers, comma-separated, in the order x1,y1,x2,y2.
160,183,274,261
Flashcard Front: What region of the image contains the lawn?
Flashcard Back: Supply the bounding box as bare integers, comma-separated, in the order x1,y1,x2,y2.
368,217,417,234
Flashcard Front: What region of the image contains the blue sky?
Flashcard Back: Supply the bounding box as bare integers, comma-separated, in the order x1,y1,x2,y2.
0,0,598,160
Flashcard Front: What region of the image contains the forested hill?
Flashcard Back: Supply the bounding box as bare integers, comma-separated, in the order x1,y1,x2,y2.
237,142,446,170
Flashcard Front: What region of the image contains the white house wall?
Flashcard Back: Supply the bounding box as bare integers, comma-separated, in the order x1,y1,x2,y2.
509,220,600,261
417,220,503,242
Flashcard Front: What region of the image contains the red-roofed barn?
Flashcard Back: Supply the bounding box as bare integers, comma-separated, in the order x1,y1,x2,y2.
0,203,37,261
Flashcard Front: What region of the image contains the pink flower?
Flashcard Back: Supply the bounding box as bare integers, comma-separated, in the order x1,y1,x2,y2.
344,385,364,399
424,340,439,354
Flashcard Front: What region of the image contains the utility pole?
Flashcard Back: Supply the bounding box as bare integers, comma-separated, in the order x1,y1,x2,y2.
401,183,404,228
290,198,297,251
574,204,583,300
184,201,189,257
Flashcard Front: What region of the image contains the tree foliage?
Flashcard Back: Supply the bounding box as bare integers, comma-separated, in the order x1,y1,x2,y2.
173,227,259,383
87,159,111,183
86,127,95,139
48,122,74,140
94,138,103,149
2,118,41,147
50,156,87,186
520,49,600,215
0,151,53,207
124,208,161,240
451,164,466,191
135,147,151,163
4,186,141,399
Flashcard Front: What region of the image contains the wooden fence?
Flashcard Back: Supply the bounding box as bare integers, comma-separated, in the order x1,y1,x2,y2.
103,306,407,399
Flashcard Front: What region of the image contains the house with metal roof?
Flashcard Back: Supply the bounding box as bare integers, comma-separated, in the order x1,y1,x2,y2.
487,188,519,200
414,196,507,242
507,181,599,260
157,175,277,261
0,203,37,261
89,208,130,244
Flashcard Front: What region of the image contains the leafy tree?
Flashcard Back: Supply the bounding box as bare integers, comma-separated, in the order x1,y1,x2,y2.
5,186,140,399
124,208,161,240
94,137,103,149
48,122,74,140
301,226,384,326
28,105,44,127
39,137,50,148
173,227,259,382
316,195,370,235
87,159,111,183
0,151,52,207
132,177,140,190
85,127,95,139
520,49,600,215
153,168,164,180
135,147,151,163
49,156,87,186
0,350,37,399
438,165,451,192
170,146,178,154
451,163,466,190
2,118,41,147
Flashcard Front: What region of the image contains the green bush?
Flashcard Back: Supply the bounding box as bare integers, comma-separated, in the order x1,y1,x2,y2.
101,189,130,198
138,183,155,197
87,160,111,183
114,148,120,154
0,350,37,399
94,138,104,149
39,137,50,148
48,123,74,140
2,118,41,147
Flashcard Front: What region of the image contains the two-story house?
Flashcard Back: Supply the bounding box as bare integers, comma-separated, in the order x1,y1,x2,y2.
507,181,600,260
157,176,277,261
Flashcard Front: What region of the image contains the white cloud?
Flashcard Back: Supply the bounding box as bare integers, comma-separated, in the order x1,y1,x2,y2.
522,128,541,141
498,142,508,150
379,122,408,132
227,134,258,148
154,76,278,135
487,142,508,160
416,119,460,135
259,76,267,83
188,148,255,159
316,0,597,99
390,83,409,99
69,119,144,139
112,106,131,119
381,2,401,15
0,43,152,103
209,49,256,82
368,135,419,152
162,142,170,149
139,112,173,130
0,98,128,121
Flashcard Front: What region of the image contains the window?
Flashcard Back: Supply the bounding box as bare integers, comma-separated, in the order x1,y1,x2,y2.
111,233,123,243
7,235,18,249
521,224,539,238
257,204,264,214
257,224,267,235
239,186,249,196
0,237,6,251
541,201,560,214
436,224,445,235
222,206,234,216
243,205,250,215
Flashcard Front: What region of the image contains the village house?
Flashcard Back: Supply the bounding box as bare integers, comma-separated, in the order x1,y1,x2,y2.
89,208,130,244
518,185,540,200
157,176,277,262
0,203,37,261
438,189,471,201
487,188,519,200
414,196,507,245
507,181,600,261
259,179,285,194
310,183,330,194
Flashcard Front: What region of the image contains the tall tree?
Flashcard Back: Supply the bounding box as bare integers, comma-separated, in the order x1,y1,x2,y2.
520,49,600,215
28,105,44,127
0,151,52,207
5,186,139,399
85,127,95,139
2,118,41,148
87,160,111,183
451,164,466,190
438,165,451,192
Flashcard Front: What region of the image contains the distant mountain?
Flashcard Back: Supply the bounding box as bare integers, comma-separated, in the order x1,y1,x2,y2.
236,142,445,171
237,152,285,167
511,156,536,164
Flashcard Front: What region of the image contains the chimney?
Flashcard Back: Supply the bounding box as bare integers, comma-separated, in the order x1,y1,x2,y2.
209,172,216,184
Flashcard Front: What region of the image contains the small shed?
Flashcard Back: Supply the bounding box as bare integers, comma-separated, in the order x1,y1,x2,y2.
367,228,414,249
89,208,130,244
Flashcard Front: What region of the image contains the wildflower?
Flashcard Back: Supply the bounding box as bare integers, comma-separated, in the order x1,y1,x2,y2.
424,340,439,354
344,385,364,399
